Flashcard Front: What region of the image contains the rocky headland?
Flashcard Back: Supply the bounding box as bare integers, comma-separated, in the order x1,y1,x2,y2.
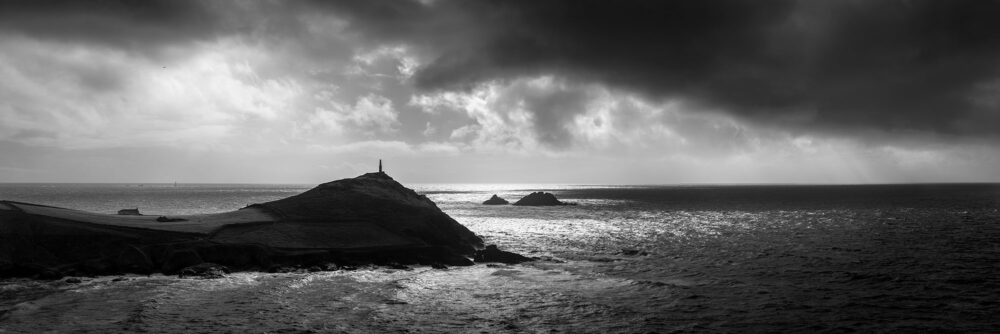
512,192,574,206
0,172,530,279
482,194,509,205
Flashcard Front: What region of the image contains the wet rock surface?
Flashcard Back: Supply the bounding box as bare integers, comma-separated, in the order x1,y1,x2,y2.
178,263,230,279
474,245,534,264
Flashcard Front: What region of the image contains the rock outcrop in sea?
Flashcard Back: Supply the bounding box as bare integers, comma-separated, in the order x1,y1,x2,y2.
482,194,509,205
0,172,525,278
512,192,574,206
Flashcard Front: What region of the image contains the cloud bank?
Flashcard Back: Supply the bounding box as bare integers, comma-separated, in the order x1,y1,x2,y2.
0,0,998,183
329,0,1000,138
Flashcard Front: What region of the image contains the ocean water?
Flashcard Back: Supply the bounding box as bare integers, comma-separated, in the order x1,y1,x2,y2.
1,183,999,333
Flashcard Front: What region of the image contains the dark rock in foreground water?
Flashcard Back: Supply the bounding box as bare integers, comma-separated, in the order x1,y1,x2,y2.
482,194,509,205
512,192,574,206
620,249,649,256
0,172,525,278
178,263,229,279
474,245,534,264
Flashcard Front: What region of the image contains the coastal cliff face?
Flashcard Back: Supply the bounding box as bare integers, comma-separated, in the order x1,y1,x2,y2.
0,173,488,278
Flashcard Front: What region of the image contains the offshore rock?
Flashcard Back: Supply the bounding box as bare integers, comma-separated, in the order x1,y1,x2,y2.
482,194,509,205
0,172,500,278
512,192,574,206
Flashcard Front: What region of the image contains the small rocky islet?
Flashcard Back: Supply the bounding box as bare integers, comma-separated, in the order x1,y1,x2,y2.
512,192,574,206
0,172,531,279
482,194,509,205
482,192,574,206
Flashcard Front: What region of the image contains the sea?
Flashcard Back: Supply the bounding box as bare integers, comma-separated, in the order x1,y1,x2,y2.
1,183,999,333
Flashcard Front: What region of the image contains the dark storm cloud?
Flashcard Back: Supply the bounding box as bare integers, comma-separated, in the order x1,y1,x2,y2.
322,0,1000,138
4,0,998,140
492,79,591,148
0,0,225,50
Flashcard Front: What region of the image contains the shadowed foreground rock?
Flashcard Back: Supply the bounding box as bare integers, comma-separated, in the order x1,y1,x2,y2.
0,172,523,278
512,192,574,206
482,194,509,205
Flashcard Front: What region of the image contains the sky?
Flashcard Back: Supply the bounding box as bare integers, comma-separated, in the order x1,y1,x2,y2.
0,0,998,184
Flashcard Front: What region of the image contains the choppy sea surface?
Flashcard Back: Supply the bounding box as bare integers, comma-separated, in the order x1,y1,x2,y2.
1,183,999,333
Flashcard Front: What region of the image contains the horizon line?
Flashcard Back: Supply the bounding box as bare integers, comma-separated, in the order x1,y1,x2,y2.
2,181,998,187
